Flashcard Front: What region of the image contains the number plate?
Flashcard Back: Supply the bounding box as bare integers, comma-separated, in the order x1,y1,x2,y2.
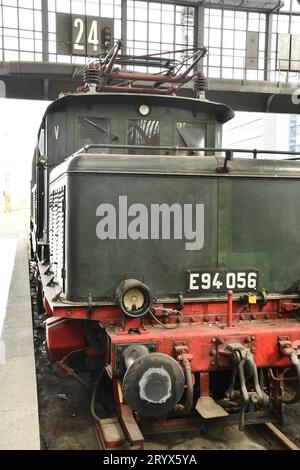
186,269,259,294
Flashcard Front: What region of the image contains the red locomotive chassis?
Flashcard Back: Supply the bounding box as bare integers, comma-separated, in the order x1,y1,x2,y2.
44,293,300,373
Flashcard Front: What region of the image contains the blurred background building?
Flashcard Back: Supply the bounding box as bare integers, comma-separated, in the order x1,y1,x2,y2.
223,112,295,156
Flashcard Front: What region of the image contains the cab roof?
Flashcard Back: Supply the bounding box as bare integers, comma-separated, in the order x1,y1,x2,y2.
40,92,235,126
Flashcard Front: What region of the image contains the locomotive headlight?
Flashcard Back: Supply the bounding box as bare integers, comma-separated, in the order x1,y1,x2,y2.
138,104,150,116
116,279,153,318
123,288,145,311
39,154,48,164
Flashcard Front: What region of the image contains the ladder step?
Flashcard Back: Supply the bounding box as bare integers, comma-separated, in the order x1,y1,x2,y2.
196,397,229,419
119,404,144,447
95,417,126,450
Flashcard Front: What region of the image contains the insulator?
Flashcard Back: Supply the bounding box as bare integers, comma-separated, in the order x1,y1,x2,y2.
83,66,101,85
194,73,208,92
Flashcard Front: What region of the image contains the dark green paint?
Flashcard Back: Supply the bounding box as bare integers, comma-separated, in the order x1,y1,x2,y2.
50,154,300,302
43,93,230,167
42,93,300,302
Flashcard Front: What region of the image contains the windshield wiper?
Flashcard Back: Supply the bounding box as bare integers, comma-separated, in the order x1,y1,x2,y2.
177,127,189,147
83,118,119,141
176,128,199,155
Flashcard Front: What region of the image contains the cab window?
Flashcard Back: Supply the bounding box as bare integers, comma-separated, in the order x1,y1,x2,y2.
77,117,111,152
176,122,206,156
38,128,45,157
128,119,160,154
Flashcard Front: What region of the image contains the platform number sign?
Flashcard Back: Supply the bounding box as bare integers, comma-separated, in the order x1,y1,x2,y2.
73,15,102,56
56,13,113,56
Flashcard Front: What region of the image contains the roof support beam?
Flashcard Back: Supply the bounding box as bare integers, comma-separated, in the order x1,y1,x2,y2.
41,0,49,63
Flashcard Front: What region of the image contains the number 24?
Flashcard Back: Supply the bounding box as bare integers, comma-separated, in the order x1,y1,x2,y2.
74,18,99,52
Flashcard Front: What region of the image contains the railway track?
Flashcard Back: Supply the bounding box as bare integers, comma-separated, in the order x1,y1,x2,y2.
135,419,299,451
247,422,300,451
93,409,300,450
259,423,299,450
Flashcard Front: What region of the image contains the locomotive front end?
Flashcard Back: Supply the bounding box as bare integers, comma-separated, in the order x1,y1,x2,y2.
45,148,300,429
31,86,300,446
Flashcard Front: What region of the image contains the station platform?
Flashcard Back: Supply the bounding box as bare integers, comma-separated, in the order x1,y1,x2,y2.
0,211,40,450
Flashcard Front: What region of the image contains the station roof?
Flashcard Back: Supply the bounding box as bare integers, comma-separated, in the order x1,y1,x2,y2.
198,0,283,11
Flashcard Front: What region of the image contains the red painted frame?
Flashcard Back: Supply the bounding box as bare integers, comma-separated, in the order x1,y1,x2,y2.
44,294,300,373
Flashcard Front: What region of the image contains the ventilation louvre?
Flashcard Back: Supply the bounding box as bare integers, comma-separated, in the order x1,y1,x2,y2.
49,186,65,289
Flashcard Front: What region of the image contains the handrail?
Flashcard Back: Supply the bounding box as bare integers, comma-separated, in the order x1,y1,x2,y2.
74,143,300,164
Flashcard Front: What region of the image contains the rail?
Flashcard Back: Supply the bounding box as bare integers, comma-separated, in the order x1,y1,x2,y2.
262,423,300,451
76,144,300,169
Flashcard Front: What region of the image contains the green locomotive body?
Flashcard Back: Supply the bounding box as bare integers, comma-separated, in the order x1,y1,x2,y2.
31,54,300,444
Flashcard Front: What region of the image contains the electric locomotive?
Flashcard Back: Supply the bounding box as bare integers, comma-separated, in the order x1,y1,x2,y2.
31,43,300,448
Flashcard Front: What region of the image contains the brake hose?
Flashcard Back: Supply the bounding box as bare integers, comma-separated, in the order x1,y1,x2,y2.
282,353,300,405
175,359,193,415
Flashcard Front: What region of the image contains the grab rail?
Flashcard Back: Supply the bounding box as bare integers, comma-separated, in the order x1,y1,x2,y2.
72,144,300,172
